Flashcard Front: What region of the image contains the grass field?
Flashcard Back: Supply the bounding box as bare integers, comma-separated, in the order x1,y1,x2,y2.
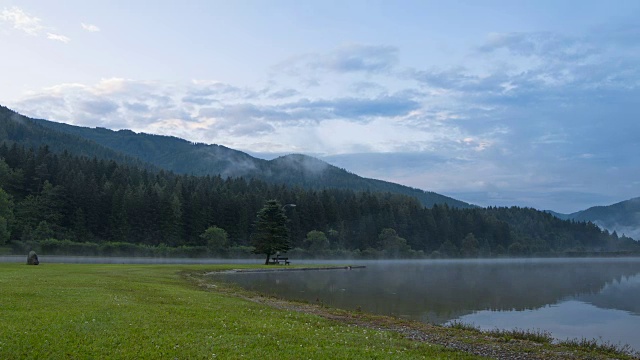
0,263,482,359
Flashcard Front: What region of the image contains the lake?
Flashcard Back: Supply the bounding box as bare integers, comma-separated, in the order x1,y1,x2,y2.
214,258,640,351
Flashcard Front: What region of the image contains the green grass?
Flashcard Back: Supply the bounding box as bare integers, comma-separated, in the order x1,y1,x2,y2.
485,328,553,344
558,337,635,357
445,321,481,333
0,263,481,359
445,322,553,344
442,321,638,358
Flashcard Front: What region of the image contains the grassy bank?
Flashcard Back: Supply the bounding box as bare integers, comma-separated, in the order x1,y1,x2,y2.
0,263,479,359
1,263,635,359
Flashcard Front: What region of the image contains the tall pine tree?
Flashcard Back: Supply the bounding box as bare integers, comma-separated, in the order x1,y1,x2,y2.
251,200,291,264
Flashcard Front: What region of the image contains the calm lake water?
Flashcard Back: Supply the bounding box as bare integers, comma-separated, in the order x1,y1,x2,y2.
215,258,640,351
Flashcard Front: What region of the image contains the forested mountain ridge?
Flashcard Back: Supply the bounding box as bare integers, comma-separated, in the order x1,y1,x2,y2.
549,198,640,240
21,111,265,178
0,143,636,257
0,105,150,169
263,154,470,208
0,105,472,208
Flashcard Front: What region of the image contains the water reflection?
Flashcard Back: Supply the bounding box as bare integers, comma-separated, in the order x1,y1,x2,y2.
215,258,640,350
457,297,640,350
577,274,640,315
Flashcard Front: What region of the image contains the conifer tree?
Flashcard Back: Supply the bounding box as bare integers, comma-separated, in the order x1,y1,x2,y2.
251,200,291,264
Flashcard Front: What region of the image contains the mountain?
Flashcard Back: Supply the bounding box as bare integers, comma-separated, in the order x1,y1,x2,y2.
572,198,640,239
0,105,472,208
3,105,637,256
260,154,471,208
548,198,640,239
0,105,148,168
544,210,570,220
4,141,634,257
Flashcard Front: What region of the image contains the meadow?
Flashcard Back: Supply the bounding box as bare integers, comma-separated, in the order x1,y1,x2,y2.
0,263,478,359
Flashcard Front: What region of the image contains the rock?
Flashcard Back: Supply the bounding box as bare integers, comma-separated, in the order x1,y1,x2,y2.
27,251,39,265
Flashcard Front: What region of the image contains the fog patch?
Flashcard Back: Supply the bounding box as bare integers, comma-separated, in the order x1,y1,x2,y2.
272,154,330,174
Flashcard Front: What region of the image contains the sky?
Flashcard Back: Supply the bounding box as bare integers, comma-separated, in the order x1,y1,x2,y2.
1,0,639,213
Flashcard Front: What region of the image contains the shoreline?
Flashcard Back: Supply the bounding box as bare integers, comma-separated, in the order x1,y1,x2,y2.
215,265,367,274
194,266,638,359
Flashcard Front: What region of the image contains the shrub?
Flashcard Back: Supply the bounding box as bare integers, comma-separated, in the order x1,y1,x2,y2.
486,328,552,344
445,321,480,332
558,337,636,357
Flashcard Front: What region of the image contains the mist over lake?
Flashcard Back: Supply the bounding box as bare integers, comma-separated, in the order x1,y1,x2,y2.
215,258,640,351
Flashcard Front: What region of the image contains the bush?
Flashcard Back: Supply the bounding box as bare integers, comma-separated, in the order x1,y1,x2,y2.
445,321,480,332
508,242,529,256
9,240,37,254
100,242,140,256
360,247,382,259
226,246,256,258
486,328,552,344
557,338,635,357
325,248,352,259
167,245,209,258
39,238,100,256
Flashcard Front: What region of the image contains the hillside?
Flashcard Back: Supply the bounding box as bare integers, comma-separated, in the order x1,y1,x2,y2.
0,105,148,169
263,154,471,208
546,198,640,240
2,143,636,257
571,198,640,239
0,105,472,208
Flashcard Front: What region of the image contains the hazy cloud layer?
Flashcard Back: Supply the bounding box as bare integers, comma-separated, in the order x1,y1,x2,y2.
275,44,399,76
1,6,69,42
315,44,398,73
0,6,43,35
7,14,640,213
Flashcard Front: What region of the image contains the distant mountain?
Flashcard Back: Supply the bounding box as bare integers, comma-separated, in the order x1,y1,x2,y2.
548,198,640,239
0,105,150,169
26,114,263,178
0,105,473,208
544,210,570,221
263,154,472,208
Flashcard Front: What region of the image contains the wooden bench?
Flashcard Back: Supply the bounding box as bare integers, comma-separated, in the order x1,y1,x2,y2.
269,256,290,265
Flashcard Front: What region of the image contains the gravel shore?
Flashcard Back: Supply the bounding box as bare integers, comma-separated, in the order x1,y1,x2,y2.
249,295,635,360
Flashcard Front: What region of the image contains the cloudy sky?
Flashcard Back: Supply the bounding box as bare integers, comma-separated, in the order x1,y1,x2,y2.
1,0,639,213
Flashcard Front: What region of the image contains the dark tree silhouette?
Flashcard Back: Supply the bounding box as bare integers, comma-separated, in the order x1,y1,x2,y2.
251,200,291,264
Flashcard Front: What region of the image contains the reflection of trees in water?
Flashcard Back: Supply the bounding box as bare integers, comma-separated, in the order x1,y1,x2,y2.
577,274,640,315
219,259,640,324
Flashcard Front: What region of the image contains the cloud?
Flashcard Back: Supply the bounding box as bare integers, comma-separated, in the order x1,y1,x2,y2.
1,6,70,42
47,32,70,43
182,95,218,106
189,80,242,96
11,78,283,139
268,88,299,99
0,6,43,35
77,98,119,115
275,44,399,77
317,44,398,73
81,22,100,32
407,26,639,118
196,93,421,129
478,32,598,61
124,102,150,112
199,103,291,125
284,95,420,119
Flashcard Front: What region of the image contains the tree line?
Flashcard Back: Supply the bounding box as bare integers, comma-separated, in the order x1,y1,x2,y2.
0,143,637,258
